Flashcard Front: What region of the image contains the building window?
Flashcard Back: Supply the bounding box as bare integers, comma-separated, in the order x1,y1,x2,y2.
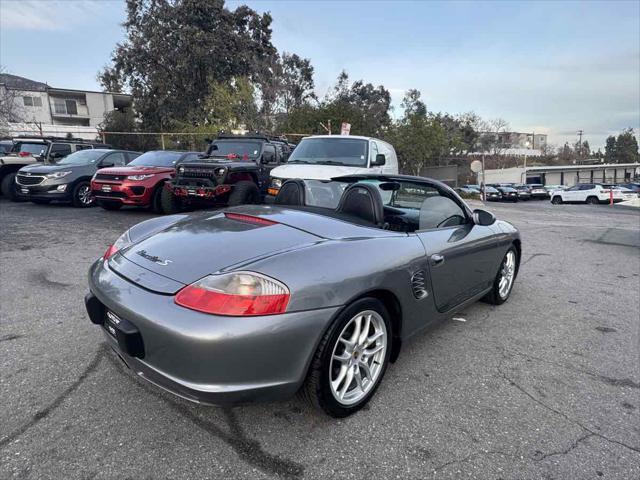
23,96,42,107
53,98,78,115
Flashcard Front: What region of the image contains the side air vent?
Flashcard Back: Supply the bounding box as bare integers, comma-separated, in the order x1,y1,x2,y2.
411,270,428,300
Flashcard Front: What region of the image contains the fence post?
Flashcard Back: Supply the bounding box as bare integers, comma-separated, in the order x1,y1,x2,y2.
161,133,165,150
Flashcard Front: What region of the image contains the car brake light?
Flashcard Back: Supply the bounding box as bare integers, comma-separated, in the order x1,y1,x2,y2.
101,230,132,260
224,212,277,226
175,272,290,316
103,245,119,260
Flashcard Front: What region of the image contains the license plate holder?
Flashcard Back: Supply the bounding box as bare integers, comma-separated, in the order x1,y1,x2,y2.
103,310,145,358
101,185,112,192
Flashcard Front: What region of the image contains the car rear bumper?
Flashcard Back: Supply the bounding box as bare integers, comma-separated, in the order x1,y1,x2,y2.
87,260,339,405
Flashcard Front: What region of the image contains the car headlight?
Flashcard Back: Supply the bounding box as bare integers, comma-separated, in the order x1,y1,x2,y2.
46,171,72,179
270,178,282,189
178,166,185,174
127,174,154,180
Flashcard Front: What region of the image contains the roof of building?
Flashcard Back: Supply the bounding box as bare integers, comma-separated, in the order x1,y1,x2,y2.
525,162,640,172
0,73,131,98
0,73,48,92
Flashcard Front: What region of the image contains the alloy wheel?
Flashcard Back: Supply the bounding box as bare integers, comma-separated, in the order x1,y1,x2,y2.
498,250,516,299
329,310,387,406
78,185,93,206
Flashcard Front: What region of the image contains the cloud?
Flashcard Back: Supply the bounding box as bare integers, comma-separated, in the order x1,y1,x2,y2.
0,0,109,31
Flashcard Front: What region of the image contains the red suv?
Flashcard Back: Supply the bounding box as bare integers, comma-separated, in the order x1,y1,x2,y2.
91,150,200,212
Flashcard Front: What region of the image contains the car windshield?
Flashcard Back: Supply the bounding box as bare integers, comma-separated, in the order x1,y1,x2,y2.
129,151,182,167
0,142,13,154
57,149,104,165
288,138,368,167
501,187,517,192
12,142,46,156
485,187,499,192
207,140,261,160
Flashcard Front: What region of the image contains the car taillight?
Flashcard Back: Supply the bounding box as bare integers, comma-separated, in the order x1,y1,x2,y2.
103,245,119,260
175,272,290,316
101,230,132,260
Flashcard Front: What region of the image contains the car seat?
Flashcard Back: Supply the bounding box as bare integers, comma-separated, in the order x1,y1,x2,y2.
335,183,385,227
275,179,306,206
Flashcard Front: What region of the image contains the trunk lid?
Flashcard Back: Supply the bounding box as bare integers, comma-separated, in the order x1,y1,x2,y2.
121,211,321,284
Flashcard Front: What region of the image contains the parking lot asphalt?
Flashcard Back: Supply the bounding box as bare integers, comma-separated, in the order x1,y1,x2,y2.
1,198,639,480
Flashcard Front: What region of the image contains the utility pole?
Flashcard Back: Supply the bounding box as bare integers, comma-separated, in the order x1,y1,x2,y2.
578,129,583,158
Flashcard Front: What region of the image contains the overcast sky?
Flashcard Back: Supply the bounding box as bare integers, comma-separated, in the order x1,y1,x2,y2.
1,0,638,149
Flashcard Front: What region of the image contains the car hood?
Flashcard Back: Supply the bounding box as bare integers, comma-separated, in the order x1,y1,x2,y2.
119,205,401,286
270,164,375,180
97,165,174,175
20,163,87,174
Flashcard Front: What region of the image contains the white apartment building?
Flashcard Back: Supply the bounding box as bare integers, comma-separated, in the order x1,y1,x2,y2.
0,73,131,140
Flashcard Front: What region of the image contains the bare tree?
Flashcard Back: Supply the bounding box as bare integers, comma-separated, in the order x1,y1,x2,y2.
0,66,26,136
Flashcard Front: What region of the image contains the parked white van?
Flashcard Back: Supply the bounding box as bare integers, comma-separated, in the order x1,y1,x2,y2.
267,135,398,196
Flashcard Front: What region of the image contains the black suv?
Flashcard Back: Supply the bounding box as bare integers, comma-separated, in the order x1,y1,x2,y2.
161,134,294,213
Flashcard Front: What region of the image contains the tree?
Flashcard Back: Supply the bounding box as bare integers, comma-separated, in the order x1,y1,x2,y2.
615,128,639,163
0,66,26,136
279,71,391,137
99,0,277,130
401,89,426,117
604,135,616,162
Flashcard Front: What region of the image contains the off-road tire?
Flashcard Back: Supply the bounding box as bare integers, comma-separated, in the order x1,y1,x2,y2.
98,200,122,211
160,186,182,214
228,181,260,206
300,297,392,418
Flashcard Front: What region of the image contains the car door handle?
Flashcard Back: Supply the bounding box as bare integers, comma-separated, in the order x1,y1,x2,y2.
430,254,445,267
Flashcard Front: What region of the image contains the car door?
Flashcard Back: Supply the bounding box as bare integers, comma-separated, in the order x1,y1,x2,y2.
258,144,277,192
575,184,595,201
399,183,504,312
562,185,580,201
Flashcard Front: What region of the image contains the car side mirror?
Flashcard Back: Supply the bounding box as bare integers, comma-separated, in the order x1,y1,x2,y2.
371,153,386,166
473,209,496,226
262,154,274,164
50,151,63,160
99,161,114,168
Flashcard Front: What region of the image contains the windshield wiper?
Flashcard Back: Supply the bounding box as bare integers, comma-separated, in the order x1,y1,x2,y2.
287,160,311,164
316,160,348,166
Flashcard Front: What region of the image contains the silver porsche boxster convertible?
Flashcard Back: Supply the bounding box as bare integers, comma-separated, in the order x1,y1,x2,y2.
86,174,521,417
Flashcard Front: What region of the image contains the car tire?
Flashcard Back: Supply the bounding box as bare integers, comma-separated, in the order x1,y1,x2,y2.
98,200,122,211
483,246,518,305
228,181,260,206
160,186,182,214
551,196,563,204
586,196,599,205
1,173,23,202
31,199,51,205
300,297,392,418
71,181,94,208
151,182,165,214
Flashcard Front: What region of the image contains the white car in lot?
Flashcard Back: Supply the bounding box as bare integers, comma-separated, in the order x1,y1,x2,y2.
267,135,398,197
550,183,625,205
